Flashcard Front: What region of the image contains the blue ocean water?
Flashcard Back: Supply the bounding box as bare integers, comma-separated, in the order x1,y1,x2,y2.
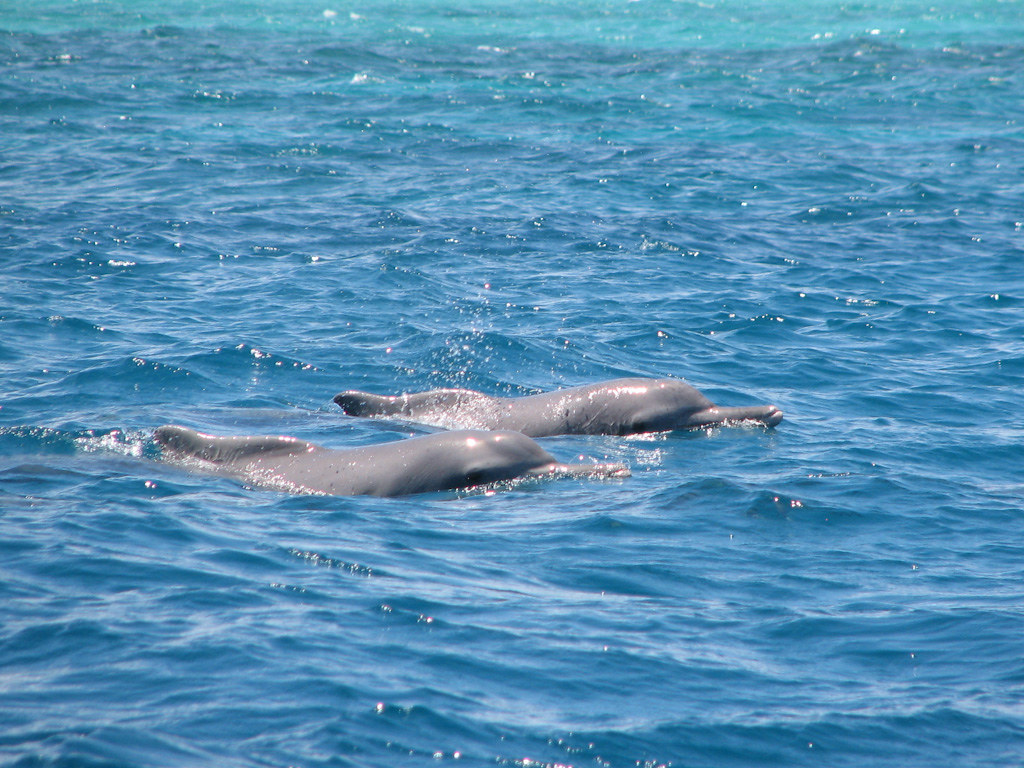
2,0,1024,765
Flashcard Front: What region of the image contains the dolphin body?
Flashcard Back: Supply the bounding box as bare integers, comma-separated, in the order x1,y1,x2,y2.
154,425,629,497
334,377,782,437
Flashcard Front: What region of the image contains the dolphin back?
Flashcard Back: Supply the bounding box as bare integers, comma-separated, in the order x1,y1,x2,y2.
154,425,311,464
334,388,507,430
153,426,628,497
332,377,780,436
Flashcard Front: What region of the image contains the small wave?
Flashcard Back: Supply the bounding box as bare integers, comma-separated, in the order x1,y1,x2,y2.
288,548,383,578
74,428,155,459
0,425,79,456
53,356,210,399
180,344,319,380
0,425,159,465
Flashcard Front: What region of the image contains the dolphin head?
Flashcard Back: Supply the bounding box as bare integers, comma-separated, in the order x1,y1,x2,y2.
624,379,783,432
419,431,629,489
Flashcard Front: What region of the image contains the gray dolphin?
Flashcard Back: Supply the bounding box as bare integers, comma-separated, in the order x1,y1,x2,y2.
154,425,629,497
334,377,782,437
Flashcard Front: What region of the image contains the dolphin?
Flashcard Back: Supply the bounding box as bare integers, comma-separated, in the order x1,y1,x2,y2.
154,425,629,497
333,377,782,438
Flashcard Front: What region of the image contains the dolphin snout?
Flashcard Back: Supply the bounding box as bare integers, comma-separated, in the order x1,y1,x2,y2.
762,406,784,427
698,404,783,428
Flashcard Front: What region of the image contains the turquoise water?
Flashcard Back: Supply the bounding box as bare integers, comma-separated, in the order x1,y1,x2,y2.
2,1,1024,766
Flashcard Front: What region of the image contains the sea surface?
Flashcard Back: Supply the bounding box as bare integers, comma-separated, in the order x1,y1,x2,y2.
2,1,1024,766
